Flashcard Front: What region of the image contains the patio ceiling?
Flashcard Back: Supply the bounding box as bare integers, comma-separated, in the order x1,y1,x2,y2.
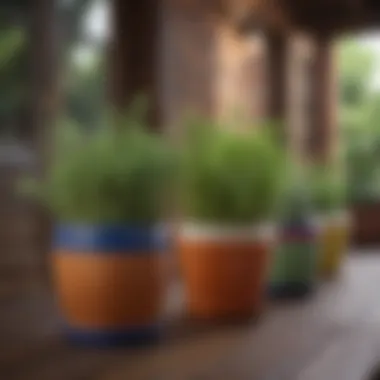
280,0,380,35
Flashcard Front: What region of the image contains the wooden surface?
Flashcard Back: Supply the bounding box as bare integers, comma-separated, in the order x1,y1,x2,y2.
1,253,380,380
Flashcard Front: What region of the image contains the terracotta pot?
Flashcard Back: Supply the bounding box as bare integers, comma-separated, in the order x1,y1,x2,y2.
352,203,380,245
52,224,167,347
178,224,275,320
269,219,319,298
317,212,351,277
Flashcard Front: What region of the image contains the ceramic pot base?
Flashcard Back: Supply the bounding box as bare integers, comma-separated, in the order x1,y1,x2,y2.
63,324,162,348
268,282,314,299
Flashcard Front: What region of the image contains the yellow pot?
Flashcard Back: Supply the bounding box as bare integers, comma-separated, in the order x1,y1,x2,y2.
318,212,351,277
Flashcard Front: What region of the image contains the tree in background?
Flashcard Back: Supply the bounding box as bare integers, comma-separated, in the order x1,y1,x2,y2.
0,0,30,139
0,26,27,137
0,0,103,139
65,53,105,129
61,0,106,130
338,40,375,108
338,38,380,203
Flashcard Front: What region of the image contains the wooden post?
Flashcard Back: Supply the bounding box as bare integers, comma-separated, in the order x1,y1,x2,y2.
309,36,337,162
266,32,287,121
286,34,316,161
29,0,59,286
265,31,289,150
30,0,59,162
108,0,161,127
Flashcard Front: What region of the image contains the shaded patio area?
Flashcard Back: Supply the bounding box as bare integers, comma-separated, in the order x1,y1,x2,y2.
1,253,380,380
3,1,380,379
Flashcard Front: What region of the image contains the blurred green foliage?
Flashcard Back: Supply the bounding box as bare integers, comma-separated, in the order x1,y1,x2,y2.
180,117,288,225
0,26,27,135
338,39,380,204
21,102,177,224
65,55,105,130
309,163,347,214
338,40,375,107
0,0,100,138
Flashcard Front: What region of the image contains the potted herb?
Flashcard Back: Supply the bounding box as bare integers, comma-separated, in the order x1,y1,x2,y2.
22,109,176,347
346,136,380,245
178,118,286,320
268,165,320,298
311,164,351,277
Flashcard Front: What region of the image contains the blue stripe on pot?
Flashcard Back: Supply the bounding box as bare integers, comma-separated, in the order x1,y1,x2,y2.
53,224,168,253
63,323,162,347
279,224,317,241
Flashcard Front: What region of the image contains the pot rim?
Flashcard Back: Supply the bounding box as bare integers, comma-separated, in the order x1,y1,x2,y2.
179,222,276,242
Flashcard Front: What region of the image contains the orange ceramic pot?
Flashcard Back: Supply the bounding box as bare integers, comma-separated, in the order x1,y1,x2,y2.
52,224,167,347
178,224,275,320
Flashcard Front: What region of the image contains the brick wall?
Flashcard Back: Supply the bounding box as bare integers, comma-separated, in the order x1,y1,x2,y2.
161,4,218,138
215,30,267,127
161,3,269,134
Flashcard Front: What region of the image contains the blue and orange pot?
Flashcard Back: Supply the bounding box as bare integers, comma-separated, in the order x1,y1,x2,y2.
51,224,168,347
268,218,320,298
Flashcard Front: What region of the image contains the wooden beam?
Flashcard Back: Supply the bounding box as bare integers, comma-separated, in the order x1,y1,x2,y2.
165,0,293,34
282,0,380,35
165,0,380,36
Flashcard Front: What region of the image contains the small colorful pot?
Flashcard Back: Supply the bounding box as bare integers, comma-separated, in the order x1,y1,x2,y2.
178,223,275,320
52,224,167,347
317,212,351,277
269,219,319,298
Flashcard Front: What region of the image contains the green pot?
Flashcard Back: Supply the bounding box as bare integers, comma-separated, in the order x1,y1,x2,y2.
269,219,319,298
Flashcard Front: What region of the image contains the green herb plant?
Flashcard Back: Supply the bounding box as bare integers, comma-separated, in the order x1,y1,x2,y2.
309,163,347,216
21,100,177,225
180,116,288,226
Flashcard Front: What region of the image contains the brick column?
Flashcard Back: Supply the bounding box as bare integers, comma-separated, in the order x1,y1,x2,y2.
309,36,337,162
160,2,220,135
161,1,264,134
216,31,267,127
